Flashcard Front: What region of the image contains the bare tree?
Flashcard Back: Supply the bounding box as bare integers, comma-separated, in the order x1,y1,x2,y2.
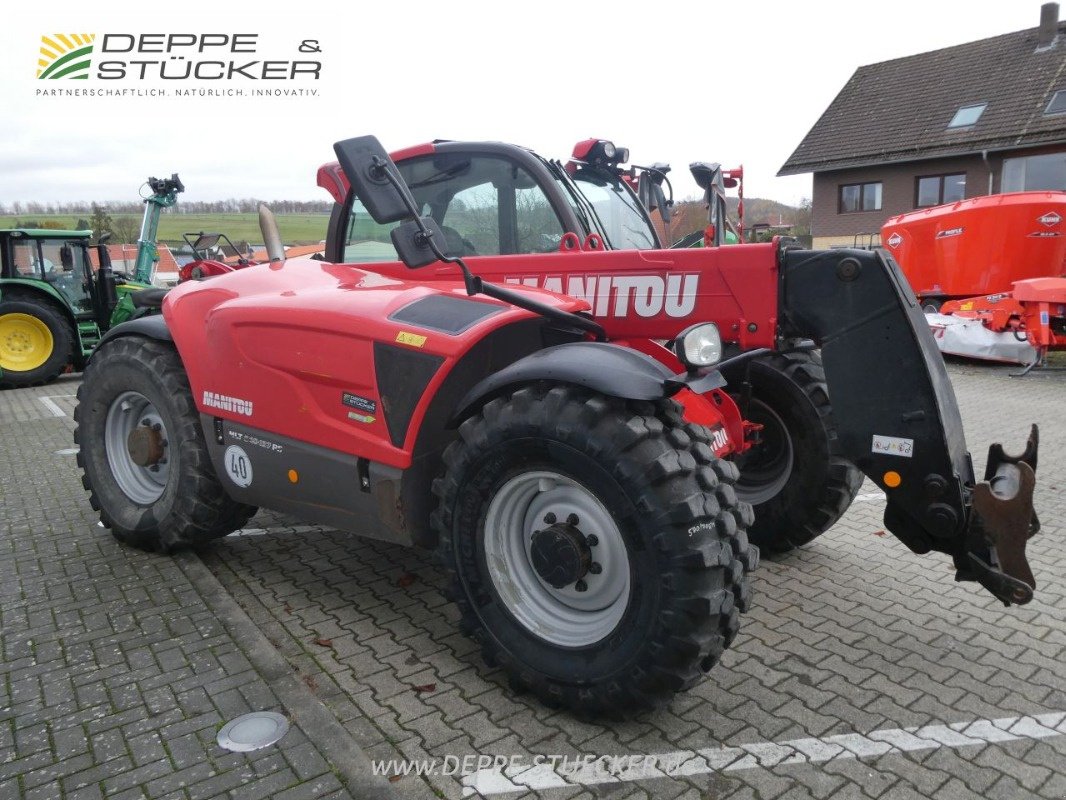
112,215,141,244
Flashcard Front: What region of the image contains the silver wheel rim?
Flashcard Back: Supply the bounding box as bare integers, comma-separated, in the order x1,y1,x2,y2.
104,391,170,505
482,470,631,648
733,399,794,506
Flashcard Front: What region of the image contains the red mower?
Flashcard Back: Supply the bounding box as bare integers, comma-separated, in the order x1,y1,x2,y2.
76,136,1042,716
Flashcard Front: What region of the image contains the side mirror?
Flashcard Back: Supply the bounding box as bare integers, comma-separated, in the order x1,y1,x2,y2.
390,218,448,268
689,162,722,192
191,233,222,253
332,135,448,270
333,136,415,224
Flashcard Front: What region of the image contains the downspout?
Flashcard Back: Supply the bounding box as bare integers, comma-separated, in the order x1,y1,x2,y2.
982,150,994,195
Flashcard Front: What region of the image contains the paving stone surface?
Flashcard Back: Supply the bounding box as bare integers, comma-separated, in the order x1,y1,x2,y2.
0,376,364,800
198,362,1066,799
1,360,1064,799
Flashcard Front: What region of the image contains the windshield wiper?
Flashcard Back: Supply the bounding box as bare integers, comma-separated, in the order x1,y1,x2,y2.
543,158,610,245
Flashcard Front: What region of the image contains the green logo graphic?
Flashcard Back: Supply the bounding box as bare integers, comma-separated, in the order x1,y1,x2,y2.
38,34,95,80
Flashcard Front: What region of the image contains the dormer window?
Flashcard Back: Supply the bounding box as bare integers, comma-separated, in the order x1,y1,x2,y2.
948,103,987,128
1045,90,1066,115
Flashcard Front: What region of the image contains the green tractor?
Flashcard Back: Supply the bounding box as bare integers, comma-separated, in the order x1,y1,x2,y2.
0,175,182,388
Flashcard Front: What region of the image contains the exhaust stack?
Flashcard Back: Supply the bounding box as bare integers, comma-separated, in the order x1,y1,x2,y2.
258,203,285,262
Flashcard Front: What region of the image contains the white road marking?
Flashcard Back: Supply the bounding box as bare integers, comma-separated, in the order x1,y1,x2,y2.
853,492,886,503
54,447,79,455
38,394,74,417
462,710,1066,796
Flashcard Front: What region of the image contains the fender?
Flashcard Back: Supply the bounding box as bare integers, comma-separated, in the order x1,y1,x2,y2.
94,314,172,353
452,342,675,424
451,342,738,456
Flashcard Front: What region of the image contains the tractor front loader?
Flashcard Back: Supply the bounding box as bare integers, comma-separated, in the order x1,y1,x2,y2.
75,136,1042,719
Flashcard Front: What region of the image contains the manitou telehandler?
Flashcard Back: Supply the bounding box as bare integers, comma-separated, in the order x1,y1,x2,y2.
318,139,853,555
0,174,182,387
76,136,1041,717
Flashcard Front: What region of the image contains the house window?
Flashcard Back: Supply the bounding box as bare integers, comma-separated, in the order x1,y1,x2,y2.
839,182,882,213
1002,153,1066,191
1045,90,1066,115
916,173,966,207
948,103,987,128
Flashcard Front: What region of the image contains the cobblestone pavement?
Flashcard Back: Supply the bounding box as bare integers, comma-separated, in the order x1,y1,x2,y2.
2,363,1064,800
0,377,384,800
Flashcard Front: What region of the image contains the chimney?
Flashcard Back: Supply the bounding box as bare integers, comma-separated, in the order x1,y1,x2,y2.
1039,2,1059,48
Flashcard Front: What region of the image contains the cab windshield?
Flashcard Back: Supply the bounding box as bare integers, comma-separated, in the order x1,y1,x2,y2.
548,163,659,250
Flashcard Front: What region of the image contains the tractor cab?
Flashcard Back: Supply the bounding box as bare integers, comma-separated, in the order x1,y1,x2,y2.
1,229,99,316
0,229,137,387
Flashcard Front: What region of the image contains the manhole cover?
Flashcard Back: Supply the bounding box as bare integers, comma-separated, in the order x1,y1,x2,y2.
216,712,290,752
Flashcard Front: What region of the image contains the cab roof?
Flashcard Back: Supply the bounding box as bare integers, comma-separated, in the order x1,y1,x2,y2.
0,228,92,238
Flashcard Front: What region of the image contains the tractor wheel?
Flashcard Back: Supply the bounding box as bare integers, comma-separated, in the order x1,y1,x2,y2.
74,336,256,552
434,384,757,717
0,296,73,388
723,350,863,555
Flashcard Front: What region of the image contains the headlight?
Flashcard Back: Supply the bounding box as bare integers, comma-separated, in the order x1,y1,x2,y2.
674,323,722,369
601,141,616,159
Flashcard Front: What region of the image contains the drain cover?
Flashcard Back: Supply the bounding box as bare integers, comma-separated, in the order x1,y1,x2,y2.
217,712,290,752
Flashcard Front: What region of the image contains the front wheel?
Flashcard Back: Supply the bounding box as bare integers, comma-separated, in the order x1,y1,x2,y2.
0,296,73,388
724,350,863,554
75,336,256,551
434,385,757,717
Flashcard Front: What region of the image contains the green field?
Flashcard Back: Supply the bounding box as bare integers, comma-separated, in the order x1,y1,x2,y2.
0,213,331,246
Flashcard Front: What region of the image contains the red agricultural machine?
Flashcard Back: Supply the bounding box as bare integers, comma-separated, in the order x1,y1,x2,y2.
881,191,1066,312
883,192,1066,370
76,136,1043,716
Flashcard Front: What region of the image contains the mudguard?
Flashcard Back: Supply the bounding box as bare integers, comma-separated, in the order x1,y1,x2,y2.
94,315,172,352
453,342,677,423
451,341,737,455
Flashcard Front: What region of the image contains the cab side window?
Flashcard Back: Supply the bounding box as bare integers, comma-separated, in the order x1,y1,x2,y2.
342,154,565,262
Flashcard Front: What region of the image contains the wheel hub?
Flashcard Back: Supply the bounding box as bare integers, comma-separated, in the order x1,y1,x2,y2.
530,523,592,589
105,392,170,504
482,471,631,647
126,425,165,467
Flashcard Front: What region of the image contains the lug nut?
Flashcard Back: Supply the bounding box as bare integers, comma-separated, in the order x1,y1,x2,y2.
575,580,588,592
589,562,602,574
567,513,579,526
543,513,557,524
586,534,599,547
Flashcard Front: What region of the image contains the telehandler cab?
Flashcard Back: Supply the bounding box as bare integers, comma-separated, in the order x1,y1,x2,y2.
77,136,1041,716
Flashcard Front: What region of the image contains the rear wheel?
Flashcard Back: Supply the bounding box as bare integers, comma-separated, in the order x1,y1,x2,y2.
724,351,863,554
75,336,255,551
434,385,757,717
0,296,73,388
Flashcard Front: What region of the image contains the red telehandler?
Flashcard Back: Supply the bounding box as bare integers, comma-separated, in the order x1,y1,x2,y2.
76,136,1042,716
319,140,858,554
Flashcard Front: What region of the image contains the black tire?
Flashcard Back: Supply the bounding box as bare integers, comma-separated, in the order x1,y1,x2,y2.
433,384,758,717
921,297,944,314
74,336,256,551
0,295,73,388
723,350,863,554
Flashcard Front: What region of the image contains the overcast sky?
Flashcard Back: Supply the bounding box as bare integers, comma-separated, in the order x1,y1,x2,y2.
0,1,1049,207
